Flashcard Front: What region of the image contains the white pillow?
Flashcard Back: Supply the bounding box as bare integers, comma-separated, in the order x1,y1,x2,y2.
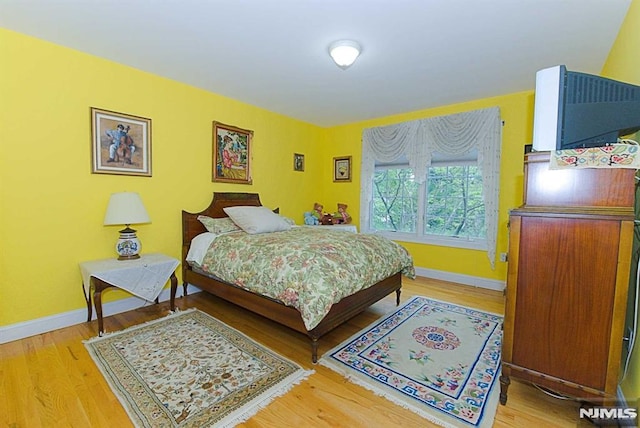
186,232,218,266
223,206,292,234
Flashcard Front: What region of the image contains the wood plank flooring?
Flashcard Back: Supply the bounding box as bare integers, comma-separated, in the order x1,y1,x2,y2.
1,276,593,427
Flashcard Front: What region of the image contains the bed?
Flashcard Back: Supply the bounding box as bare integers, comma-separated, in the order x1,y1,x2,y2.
174,192,414,362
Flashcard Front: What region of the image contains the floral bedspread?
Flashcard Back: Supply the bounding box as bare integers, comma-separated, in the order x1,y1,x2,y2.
198,227,415,330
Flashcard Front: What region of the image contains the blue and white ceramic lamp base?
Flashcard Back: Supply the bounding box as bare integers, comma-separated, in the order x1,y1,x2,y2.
116,227,141,260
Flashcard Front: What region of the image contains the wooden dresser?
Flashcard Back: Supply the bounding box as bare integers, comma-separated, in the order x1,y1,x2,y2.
499,151,636,404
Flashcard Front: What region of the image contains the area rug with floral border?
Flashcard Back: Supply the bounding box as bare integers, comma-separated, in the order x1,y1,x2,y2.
319,296,502,428
84,308,313,428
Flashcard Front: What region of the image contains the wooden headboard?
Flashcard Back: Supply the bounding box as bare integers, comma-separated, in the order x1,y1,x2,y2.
181,193,262,283
182,192,262,247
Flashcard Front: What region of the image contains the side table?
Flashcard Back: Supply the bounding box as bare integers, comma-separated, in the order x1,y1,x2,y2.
79,253,180,335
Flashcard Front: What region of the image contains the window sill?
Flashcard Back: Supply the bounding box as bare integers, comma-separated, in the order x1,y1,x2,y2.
371,231,488,251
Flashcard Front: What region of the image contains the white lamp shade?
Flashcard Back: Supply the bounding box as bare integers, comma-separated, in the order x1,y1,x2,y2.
329,40,361,69
104,192,150,226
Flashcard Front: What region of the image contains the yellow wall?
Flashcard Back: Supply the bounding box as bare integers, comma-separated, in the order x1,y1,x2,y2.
0,28,324,326
3,0,636,364
601,0,640,404
322,92,534,281
0,26,537,329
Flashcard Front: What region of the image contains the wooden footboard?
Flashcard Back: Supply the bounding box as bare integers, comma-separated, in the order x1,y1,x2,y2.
180,192,403,362
180,268,402,362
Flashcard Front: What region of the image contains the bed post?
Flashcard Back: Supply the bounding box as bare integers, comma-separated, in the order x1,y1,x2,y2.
311,337,319,364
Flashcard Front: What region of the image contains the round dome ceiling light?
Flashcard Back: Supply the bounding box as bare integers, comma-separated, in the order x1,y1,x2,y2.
328,40,361,70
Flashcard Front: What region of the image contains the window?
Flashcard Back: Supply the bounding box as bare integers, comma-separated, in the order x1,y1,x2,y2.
360,106,501,264
370,157,487,250
426,164,485,239
371,167,417,233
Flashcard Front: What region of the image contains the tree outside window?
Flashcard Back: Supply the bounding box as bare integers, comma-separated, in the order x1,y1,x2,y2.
426,165,485,239
371,163,486,247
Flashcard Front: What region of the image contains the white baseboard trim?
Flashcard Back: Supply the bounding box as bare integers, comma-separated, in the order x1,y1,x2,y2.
414,267,506,292
0,287,190,345
0,268,502,344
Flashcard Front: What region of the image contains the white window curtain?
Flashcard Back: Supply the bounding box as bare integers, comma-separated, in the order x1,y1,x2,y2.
361,106,502,268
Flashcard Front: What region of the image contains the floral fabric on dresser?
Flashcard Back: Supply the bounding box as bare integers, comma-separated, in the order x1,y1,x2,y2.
550,142,640,169
198,227,415,330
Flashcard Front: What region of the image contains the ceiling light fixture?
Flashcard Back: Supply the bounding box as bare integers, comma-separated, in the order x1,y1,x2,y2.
329,40,361,70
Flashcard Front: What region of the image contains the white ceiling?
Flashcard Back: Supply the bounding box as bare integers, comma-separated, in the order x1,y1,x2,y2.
0,0,632,127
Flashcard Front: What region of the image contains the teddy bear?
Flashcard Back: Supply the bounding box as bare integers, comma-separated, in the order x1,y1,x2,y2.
312,202,323,220
333,203,352,224
320,213,334,225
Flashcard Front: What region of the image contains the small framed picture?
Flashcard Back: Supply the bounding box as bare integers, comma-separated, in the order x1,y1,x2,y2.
212,121,253,184
294,153,305,172
91,108,152,176
333,156,352,182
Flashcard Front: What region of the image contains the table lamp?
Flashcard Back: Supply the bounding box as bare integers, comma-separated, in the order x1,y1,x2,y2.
103,192,151,260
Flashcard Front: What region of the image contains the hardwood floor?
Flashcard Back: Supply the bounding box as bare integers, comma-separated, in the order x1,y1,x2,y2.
1,276,592,427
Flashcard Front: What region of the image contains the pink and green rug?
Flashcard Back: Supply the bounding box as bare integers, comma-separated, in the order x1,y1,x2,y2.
320,296,502,428
84,309,313,427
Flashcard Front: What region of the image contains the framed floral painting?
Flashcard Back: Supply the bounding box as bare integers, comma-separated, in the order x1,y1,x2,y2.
91,107,152,176
212,121,253,184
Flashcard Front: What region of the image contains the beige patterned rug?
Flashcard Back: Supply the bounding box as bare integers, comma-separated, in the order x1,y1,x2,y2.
84,308,313,427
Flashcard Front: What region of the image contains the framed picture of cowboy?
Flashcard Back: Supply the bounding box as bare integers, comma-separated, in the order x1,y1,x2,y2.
212,121,253,184
91,107,152,176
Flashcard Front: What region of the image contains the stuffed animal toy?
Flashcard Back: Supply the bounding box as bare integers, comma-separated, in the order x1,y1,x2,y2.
334,203,352,224
304,211,319,225
312,202,323,220
320,213,334,225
